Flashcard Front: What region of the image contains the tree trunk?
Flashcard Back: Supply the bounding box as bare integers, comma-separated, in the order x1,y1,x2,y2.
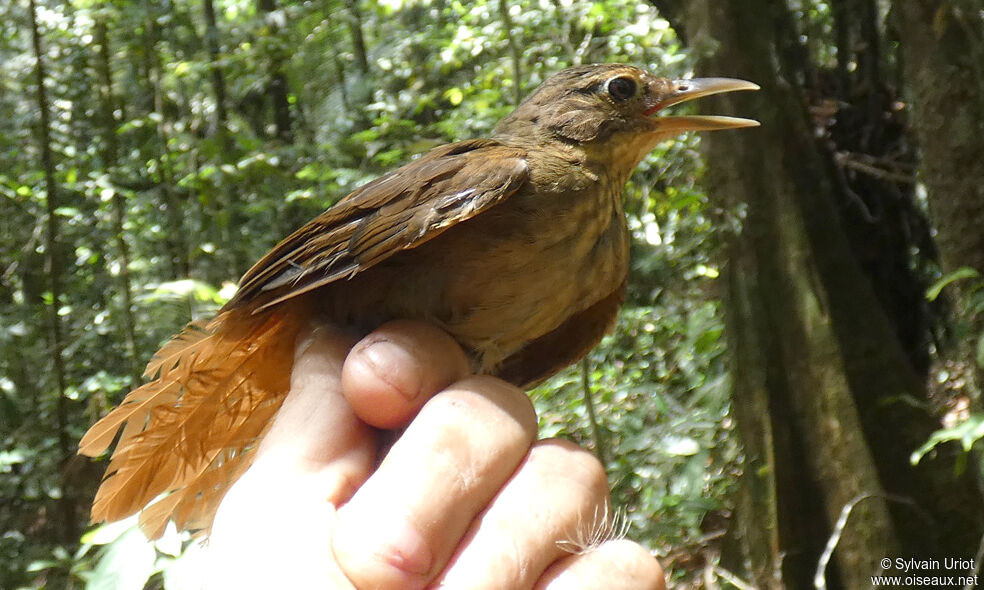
202,0,231,151
659,2,984,583
257,0,293,143
28,0,79,545
344,0,370,76
498,0,523,106
895,0,984,398
199,0,243,278
94,19,143,390
676,0,928,586
143,0,189,278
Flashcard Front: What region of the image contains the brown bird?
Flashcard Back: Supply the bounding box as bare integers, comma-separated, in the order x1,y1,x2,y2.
79,64,758,538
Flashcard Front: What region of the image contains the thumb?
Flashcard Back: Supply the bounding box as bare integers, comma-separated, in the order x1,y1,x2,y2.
341,320,471,430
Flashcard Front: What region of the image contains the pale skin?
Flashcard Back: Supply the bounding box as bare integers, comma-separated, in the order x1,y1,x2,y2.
207,320,665,589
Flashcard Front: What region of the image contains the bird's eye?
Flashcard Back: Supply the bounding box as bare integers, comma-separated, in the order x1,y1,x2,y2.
606,76,637,101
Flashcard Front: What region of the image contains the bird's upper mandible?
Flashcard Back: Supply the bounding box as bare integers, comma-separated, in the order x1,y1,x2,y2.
493,64,759,169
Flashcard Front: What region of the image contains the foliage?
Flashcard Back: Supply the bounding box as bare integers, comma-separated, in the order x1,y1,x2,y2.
910,414,984,469
918,267,984,472
9,0,979,586
1,0,744,587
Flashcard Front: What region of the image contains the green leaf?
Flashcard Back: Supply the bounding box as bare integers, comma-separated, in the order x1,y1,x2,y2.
27,559,61,572
54,206,80,217
350,129,380,143
444,87,464,106
84,527,156,590
926,267,980,301
81,517,139,546
910,414,984,465
665,436,700,456
977,332,984,369
140,279,224,305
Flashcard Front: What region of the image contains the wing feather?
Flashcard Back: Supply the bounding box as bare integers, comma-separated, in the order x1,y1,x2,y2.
228,139,529,311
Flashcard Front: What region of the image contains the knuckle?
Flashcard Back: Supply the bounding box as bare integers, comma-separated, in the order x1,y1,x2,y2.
531,439,609,499
403,379,537,485
434,375,537,435
379,320,470,370
595,540,665,589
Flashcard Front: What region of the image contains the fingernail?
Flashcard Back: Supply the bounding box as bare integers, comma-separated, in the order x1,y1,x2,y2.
295,323,334,360
361,338,423,401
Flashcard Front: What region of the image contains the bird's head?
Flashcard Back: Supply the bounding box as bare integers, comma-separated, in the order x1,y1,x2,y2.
494,63,759,171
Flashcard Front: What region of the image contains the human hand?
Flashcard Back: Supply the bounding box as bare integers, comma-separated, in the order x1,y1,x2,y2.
207,320,664,589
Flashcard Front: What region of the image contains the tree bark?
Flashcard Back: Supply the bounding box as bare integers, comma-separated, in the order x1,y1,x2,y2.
143,0,189,278
895,0,984,397
257,0,293,143
202,0,231,151
94,19,143,390
344,0,370,76
29,0,79,544
661,3,984,584
498,0,523,106
680,0,906,586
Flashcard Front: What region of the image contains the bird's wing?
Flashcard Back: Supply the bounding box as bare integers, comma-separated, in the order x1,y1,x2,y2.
228,139,529,311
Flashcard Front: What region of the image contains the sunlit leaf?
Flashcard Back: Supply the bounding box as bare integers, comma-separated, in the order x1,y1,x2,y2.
84,526,156,590
926,267,980,301
911,414,984,465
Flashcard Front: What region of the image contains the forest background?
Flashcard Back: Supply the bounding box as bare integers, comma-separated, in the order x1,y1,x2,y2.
1,0,982,588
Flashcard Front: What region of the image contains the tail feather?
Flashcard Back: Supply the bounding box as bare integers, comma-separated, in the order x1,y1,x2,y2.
139,392,283,535
80,301,308,537
136,492,182,540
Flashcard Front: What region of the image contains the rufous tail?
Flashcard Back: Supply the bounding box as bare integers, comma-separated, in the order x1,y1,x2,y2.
78,300,308,539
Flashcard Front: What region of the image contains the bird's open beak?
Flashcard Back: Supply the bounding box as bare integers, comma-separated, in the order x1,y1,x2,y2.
646,78,760,132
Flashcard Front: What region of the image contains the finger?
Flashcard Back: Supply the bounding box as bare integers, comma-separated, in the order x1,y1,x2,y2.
208,325,373,588
435,439,612,589
207,503,357,589
341,319,471,429
251,323,374,503
534,539,665,590
331,376,538,590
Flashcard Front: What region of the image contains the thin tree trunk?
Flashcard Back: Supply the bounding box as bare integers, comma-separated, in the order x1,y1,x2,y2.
29,0,78,544
337,0,371,126
202,0,231,152
332,51,351,111
498,0,523,106
258,0,293,143
344,0,370,76
143,0,189,278
580,359,608,466
856,0,883,121
202,0,228,127
94,20,142,390
189,3,241,278
830,0,851,96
